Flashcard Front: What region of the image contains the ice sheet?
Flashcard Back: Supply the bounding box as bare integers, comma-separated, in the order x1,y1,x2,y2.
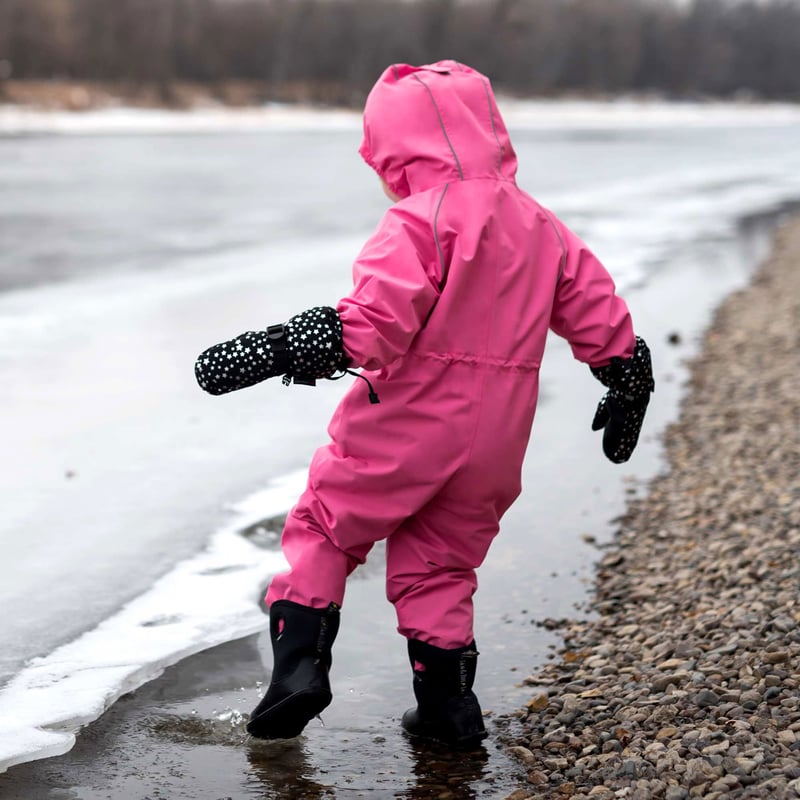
2,98,800,136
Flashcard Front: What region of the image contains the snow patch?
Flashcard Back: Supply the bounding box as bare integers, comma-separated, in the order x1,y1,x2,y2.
2,99,800,136
0,104,362,136
501,97,800,129
0,470,305,774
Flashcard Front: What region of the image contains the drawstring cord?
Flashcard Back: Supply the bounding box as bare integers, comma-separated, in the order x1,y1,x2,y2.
281,366,379,404
328,368,380,404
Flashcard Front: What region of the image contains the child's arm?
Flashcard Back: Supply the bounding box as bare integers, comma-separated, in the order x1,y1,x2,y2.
337,205,442,371
547,217,654,463
548,219,636,367
194,204,440,396
194,307,348,396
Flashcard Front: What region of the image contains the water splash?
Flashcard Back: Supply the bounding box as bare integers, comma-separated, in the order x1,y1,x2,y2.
215,707,247,728
146,706,251,746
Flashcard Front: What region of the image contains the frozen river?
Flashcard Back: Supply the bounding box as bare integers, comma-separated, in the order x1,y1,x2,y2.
1,101,800,773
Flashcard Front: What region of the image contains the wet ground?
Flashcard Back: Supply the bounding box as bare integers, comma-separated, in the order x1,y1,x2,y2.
0,633,527,799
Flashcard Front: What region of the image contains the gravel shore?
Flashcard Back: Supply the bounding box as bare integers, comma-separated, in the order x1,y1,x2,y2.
502,215,800,800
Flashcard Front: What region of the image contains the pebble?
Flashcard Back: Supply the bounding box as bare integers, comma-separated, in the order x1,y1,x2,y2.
498,217,800,799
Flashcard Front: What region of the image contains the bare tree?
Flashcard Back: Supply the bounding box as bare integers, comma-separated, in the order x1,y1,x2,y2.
2,0,799,103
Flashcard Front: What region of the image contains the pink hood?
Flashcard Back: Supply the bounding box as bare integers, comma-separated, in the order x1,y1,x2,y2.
359,61,518,198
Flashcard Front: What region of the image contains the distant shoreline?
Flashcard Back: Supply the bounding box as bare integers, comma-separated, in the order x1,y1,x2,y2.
0,78,364,112
3,89,800,138
2,78,798,114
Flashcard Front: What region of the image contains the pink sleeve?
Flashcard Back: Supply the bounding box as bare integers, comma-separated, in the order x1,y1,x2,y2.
548,217,635,367
337,205,442,370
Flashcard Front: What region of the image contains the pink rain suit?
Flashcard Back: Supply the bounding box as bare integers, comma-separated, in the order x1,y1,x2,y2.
266,61,635,648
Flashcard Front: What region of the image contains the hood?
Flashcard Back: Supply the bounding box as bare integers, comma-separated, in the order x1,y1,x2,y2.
359,60,518,199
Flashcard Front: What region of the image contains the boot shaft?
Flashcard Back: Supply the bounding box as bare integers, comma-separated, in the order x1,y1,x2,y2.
403,638,487,747
407,638,479,702
269,600,340,679
248,600,339,739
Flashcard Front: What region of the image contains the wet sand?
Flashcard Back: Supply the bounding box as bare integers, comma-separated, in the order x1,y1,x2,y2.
0,211,791,799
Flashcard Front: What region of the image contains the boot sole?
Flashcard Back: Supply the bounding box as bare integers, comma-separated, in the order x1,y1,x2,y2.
247,687,332,739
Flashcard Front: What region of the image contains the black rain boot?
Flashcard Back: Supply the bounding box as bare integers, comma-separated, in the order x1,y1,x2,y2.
246,600,340,739
401,639,488,748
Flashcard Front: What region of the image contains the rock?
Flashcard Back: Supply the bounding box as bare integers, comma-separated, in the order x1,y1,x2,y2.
526,770,548,786
701,741,730,757
652,673,690,692
694,689,720,707
656,658,687,671
655,727,680,741
740,690,761,709
509,746,537,767
734,758,758,775
526,692,549,711
618,759,640,778
587,788,615,800
764,651,790,664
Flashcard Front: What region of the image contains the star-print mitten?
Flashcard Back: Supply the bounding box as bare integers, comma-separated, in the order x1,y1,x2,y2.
590,335,654,464
194,306,348,396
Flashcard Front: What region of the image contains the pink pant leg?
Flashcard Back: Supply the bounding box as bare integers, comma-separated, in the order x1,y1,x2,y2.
265,498,372,609
265,440,448,610
385,501,499,649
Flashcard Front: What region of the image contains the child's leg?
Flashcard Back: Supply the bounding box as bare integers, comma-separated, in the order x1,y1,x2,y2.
385,504,499,746
265,498,373,610
385,507,499,648
250,439,454,740
265,440,453,610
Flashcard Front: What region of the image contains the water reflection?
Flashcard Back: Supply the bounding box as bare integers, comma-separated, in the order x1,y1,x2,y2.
244,733,492,799
400,738,490,800
247,739,334,799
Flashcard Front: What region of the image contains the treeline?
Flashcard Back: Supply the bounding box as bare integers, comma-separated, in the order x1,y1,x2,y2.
1,0,799,104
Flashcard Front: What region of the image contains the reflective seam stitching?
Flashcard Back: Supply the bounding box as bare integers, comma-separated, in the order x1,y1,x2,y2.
543,209,567,283
482,79,503,173
434,183,450,284
393,65,399,81
412,74,464,181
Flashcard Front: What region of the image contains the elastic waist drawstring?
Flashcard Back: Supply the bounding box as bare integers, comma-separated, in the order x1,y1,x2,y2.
328,368,380,404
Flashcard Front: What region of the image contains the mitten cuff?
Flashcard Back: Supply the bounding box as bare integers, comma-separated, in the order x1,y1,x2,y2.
591,335,654,401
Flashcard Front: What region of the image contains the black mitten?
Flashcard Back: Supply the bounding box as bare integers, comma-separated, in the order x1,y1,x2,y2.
194,306,347,396
590,336,654,464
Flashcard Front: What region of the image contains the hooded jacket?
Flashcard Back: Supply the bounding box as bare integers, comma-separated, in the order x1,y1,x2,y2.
267,62,635,635
329,61,633,513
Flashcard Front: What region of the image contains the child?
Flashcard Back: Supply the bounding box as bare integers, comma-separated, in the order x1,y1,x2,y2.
195,60,654,748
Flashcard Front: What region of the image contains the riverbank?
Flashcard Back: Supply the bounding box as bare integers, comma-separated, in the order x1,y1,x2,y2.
0,78,361,110
503,215,800,799
3,82,800,139
0,79,780,113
